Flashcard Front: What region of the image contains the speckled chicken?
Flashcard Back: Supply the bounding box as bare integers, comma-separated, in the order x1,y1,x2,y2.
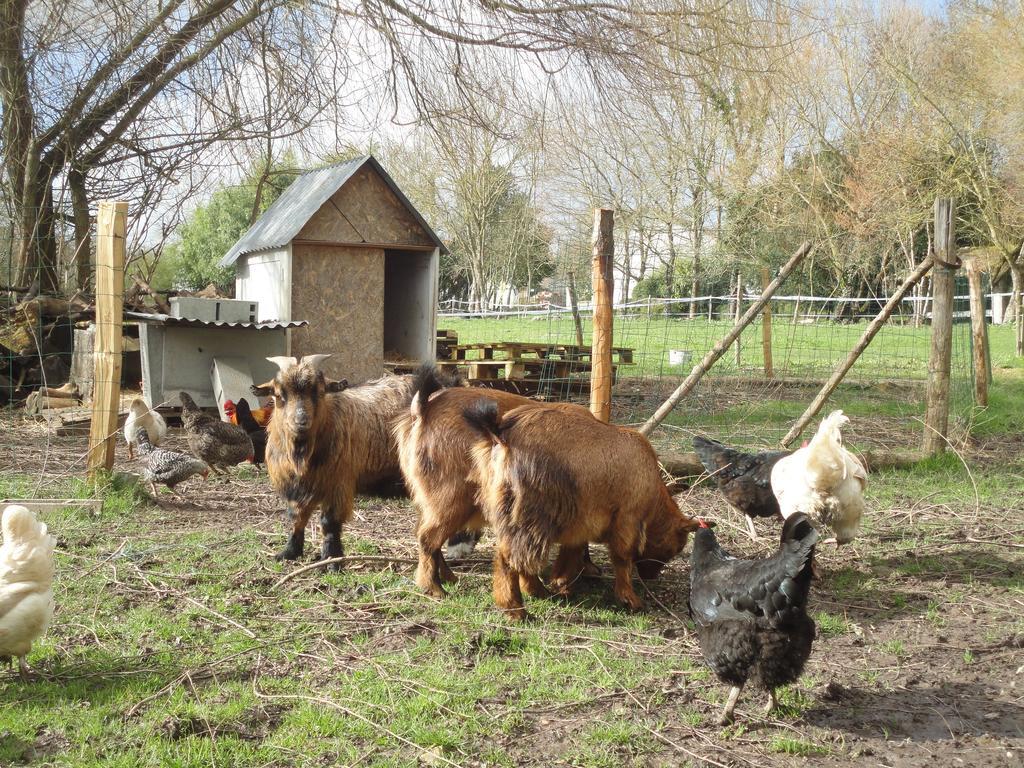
0,505,56,680
178,391,253,472
135,427,210,496
689,513,819,725
693,436,791,540
233,398,267,466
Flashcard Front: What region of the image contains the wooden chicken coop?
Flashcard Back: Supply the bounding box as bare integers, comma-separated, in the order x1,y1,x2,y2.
219,155,446,384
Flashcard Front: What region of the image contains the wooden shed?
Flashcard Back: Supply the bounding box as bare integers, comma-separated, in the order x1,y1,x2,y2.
219,155,445,383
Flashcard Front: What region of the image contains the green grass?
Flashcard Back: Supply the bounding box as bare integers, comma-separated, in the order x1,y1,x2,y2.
0,477,693,767
768,736,830,756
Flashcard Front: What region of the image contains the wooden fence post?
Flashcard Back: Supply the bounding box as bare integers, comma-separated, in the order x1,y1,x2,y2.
87,201,128,477
761,267,773,378
923,198,961,455
965,257,989,407
590,208,614,423
639,242,812,437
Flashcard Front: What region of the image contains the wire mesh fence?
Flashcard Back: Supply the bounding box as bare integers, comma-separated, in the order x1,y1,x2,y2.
0,207,137,484
437,278,995,454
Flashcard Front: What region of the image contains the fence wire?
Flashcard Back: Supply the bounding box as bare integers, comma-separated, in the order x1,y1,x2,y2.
438,278,994,454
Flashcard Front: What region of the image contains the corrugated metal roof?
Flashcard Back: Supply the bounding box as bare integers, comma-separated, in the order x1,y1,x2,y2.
218,155,446,267
125,311,307,330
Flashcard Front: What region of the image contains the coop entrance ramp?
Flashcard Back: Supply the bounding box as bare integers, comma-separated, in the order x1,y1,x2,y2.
211,357,256,421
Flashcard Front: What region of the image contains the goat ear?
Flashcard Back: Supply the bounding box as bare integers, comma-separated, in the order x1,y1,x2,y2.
300,353,332,371
250,382,273,397
266,356,298,372
325,378,349,393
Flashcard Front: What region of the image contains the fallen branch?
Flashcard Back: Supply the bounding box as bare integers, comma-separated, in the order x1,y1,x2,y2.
272,555,421,588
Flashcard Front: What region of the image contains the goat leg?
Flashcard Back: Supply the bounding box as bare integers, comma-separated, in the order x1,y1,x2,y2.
317,508,344,570
493,546,528,621
549,544,587,597
581,543,601,579
608,549,644,611
276,505,308,561
415,515,452,598
519,572,550,599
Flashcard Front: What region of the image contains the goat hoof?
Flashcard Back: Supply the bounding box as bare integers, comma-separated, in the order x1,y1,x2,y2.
582,562,601,579
275,546,302,562
502,607,530,622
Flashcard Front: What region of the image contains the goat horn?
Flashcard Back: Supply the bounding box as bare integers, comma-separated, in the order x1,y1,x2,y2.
266,356,298,371
300,354,332,370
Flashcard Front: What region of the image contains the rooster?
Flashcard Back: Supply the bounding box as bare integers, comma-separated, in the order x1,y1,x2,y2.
0,505,56,680
770,411,867,546
178,391,253,473
124,396,167,461
689,513,819,725
135,427,210,496
693,436,791,540
233,398,267,466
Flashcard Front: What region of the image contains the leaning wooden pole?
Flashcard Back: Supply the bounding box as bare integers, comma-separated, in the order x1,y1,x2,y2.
87,201,128,477
780,256,935,447
965,257,989,407
590,208,614,422
923,198,961,455
638,241,812,437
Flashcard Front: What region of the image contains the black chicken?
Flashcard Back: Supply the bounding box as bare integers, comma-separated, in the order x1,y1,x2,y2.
693,436,791,540
234,398,267,466
688,513,819,725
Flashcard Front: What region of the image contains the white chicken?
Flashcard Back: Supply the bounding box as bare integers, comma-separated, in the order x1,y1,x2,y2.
0,505,56,680
770,410,867,545
124,395,167,460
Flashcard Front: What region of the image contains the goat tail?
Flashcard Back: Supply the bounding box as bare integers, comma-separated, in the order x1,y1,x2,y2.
462,399,504,445
410,364,464,419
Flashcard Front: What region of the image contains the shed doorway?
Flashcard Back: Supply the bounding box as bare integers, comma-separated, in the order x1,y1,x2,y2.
383,248,437,364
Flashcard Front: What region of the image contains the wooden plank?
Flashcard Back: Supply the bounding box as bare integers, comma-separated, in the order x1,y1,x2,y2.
780,257,934,447
1,498,103,515
87,201,128,477
923,198,960,456
639,242,812,437
590,208,614,422
965,258,989,407
761,267,773,378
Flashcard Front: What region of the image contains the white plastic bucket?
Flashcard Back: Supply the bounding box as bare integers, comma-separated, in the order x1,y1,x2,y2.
668,349,692,366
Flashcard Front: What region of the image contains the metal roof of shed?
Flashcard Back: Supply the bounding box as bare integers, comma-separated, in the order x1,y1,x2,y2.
218,155,446,267
125,311,307,330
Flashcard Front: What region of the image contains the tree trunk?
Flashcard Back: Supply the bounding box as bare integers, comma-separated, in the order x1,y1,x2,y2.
69,165,92,292
1011,262,1023,356
665,222,676,297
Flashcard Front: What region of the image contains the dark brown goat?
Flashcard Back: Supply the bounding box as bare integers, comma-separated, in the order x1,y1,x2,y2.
264,355,414,567
464,400,701,620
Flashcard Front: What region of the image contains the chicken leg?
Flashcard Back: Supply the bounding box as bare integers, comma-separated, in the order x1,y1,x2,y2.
719,685,743,725
764,689,778,716
18,656,31,682
745,516,758,541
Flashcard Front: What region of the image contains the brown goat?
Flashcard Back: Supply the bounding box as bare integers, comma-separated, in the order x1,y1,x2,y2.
394,366,537,597
464,399,701,620
264,355,415,567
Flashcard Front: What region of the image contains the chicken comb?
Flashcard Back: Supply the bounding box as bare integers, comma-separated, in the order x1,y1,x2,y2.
697,518,710,529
